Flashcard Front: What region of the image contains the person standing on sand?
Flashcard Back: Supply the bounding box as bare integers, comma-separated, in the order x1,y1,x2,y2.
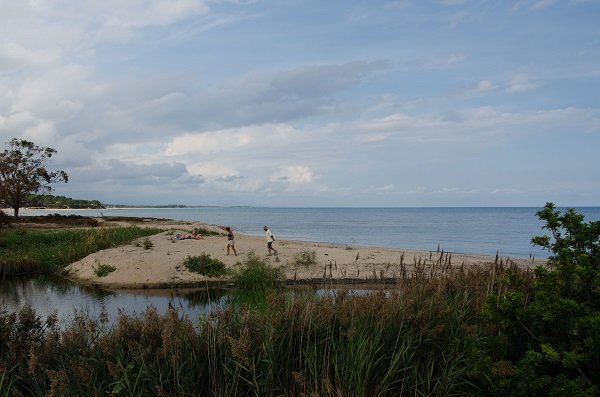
225,227,237,256
264,226,277,256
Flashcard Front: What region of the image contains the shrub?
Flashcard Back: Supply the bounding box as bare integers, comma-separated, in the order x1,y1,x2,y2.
183,254,227,277
143,237,153,249
294,249,317,266
232,251,284,292
485,203,600,395
0,209,10,227
93,263,116,277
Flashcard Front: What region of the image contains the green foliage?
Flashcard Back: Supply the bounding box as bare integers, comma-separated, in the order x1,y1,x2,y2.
293,248,317,265
0,138,68,217
232,251,284,293
183,253,227,277
485,203,600,395
94,263,116,277
0,226,163,275
25,193,105,209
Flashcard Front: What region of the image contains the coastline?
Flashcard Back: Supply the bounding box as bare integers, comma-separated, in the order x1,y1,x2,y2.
65,219,545,289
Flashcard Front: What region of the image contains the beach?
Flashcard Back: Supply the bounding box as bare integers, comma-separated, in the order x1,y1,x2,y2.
65,219,543,289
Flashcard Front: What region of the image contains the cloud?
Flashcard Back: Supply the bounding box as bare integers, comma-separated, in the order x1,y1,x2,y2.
460,79,497,96
336,106,600,146
531,0,558,10
165,130,253,156
270,165,314,186
409,53,466,70
75,159,203,187
506,75,541,93
164,123,296,156
0,40,61,70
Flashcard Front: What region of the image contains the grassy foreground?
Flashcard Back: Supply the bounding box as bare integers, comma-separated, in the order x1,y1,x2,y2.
0,265,496,396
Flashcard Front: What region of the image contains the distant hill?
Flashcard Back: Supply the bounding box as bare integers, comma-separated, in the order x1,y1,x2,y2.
27,194,105,209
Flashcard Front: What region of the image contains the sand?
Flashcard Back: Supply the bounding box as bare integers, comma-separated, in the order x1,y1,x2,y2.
65,220,544,289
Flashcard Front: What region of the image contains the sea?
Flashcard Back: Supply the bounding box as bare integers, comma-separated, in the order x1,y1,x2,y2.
17,206,600,259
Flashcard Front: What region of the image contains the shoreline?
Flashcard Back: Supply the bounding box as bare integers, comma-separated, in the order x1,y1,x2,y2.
65,219,545,290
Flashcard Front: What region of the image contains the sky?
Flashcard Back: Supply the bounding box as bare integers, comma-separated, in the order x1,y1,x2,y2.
1,0,599,207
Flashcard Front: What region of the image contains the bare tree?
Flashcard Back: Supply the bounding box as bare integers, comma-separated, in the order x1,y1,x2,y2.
0,138,68,217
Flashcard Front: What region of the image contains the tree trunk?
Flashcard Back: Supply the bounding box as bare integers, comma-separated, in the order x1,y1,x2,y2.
12,205,19,218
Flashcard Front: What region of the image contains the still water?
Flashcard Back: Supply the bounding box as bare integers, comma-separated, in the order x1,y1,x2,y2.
0,275,229,326
0,275,376,325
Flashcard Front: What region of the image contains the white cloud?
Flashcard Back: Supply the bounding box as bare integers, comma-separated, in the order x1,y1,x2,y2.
460,79,497,96
94,0,210,42
164,123,295,156
506,75,541,93
411,53,466,70
166,130,253,156
531,0,558,10
270,165,314,185
0,40,61,70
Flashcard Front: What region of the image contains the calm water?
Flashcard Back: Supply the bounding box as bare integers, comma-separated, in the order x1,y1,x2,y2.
0,275,229,327
0,276,377,326
18,206,600,258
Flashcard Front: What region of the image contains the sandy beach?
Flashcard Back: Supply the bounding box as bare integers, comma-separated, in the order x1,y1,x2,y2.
64,219,544,289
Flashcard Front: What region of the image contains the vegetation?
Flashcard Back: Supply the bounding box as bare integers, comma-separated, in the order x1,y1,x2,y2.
232,251,284,293
0,226,162,275
133,237,154,249
0,138,68,217
25,193,104,209
93,263,117,277
0,204,598,395
183,254,228,277
293,248,317,265
0,265,494,396
485,203,600,395
1,213,99,227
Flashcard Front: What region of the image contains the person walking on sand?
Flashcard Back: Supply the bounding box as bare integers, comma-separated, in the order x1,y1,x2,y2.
225,227,237,256
264,226,277,256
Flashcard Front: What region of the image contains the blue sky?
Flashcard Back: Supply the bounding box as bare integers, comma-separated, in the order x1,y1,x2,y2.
1,0,599,207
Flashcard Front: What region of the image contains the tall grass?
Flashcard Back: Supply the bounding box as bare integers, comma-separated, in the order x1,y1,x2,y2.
0,264,505,396
0,226,163,276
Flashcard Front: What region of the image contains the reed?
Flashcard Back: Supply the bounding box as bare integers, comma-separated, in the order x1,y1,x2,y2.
0,264,509,396
232,251,285,293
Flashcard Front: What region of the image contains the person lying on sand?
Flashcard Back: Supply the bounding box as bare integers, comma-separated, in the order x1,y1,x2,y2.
175,230,204,240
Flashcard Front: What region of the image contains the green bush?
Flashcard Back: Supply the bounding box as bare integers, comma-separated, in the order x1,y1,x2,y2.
293,248,317,265
232,251,284,292
183,253,227,277
93,263,116,277
485,203,600,395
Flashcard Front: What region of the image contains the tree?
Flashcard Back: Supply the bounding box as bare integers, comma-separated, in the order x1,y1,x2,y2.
0,138,68,217
486,203,600,395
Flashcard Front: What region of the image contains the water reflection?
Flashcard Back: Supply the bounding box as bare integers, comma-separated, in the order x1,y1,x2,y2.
1,276,396,329
0,275,229,327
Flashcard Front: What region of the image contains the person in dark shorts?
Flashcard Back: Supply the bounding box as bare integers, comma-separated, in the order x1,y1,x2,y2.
225,226,237,256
